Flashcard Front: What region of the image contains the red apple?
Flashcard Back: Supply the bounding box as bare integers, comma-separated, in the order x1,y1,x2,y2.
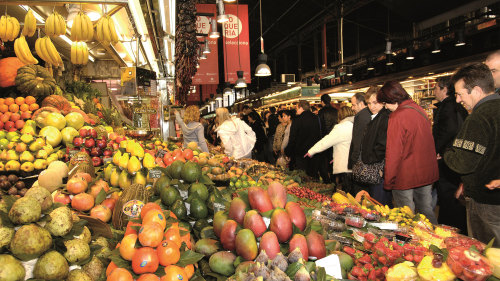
53,191,71,205
89,128,97,139
90,147,101,157
73,137,83,147
92,156,102,166
84,138,95,148
80,148,90,155
103,149,113,157
79,127,89,137
96,139,107,149
90,205,112,222
101,198,117,211
108,132,117,141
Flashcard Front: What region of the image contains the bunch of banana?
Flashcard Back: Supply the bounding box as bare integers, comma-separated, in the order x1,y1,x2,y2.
0,15,21,42
373,204,391,216
14,35,38,65
332,192,351,205
22,9,37,37
71,41,89,65
95,16,119,44
70,12,94,42
35,36,63,67
45,12,66,37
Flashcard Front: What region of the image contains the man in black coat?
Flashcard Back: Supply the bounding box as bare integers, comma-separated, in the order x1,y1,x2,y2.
265,107,280,164
285,100,321,178
433,76,469,233
317,94,338,184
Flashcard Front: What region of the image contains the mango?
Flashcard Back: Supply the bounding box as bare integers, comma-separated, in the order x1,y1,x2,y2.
220,220,238,251
267,181,287,208
285,201,307,231
209,251,236,276
243,210,267,238
235,229,258,261
248,186,273,213
194,239,220,256
289,234,309,261
306,230,326,259
213,211,229,238
228,197,247,225
270,209,293,243
259,231,281,260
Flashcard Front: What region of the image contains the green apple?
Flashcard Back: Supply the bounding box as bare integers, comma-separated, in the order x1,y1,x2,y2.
65,112,85,130
0,131,5,139
45,112,66,130
39,126,62,147
0,139,8,150
61,127,79,145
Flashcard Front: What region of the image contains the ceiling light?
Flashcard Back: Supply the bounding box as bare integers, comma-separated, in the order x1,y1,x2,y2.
255,53,271,77
455,29,466,46
209,19,220,38
203,38,211,54
367,58,374,71
406,46,415,60
217,0,229,23
346,65,353,76
20,6,45,23
432,39,441,53
223,82,233,95
224,0,236,2
384,40,392,55
119,52,127,58
235,71,247,88
386,54,393,65
215,93,223,100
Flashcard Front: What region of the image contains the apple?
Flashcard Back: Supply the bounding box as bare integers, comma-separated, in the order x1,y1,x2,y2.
4,121,15,131
73,136,83,147
80,148,90,155
103,149,113,157
61,127,79,145
90,147,101,157
65,112,85,130
79,127,89,138
39,126,62,147
90,205,111,222
53,190,71,205
115,135,125,143
112,143,119,150
45,112,66,130
101,198,117,211
92,156,102,167
84,138,95,148
96,139,107,149
15,120,24,129
10,113,20,122
89,128,97,139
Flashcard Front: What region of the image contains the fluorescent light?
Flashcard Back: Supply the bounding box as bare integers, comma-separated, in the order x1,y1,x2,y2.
159,0,167,32
21,6,45,23
129,0,159,75
60,35,73,45
119,52,127,58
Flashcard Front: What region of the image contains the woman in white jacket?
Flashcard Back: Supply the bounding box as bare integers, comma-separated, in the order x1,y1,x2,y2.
305,106,355,189
215,107,256,159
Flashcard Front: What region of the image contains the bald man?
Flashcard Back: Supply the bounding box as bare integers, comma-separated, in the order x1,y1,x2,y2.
485,50,500,93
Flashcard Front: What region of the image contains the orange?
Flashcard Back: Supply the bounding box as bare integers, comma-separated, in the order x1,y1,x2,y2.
138,222,164,247
0,98,4,105
29,103,39,111
143,209,167,230
108,268,134,281
4,98,14,106
106,261,118,276
140,202,163,220
162,265,187,281
25,96,36,105
125,220,142,236
137,274,161,281
19,104,29,112
0,104,8,113
164,227,182,247
15,97,24,105
183,264,195,279
8,104,19,113
157,240,180,266
119,234,138,261
131,247,159,274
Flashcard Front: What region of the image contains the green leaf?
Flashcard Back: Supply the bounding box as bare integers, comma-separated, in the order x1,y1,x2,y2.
200,175,214,185
286,193,298,203
95,188,107,205
285,262,302,278
261,209,274,218
109,248,131,268
485,238,496,253
233,256,244,268
236,190,250,207
280,243,289,256
62,219,88,240
292,222,302,236
316,267,327,281
175,250,205,267
305,261,316,273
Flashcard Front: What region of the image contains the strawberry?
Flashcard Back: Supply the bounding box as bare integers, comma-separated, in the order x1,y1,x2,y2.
364,263,374,270
363,241,373,250
351,266,363,277
365,233,377,243
413,254,423,263
382,266,389,274
368,269,377,281
378,256,388,265
404,254,414,262
358,254,372,264
343,246,356,257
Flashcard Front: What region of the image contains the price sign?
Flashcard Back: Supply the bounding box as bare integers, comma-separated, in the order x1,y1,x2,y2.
156,149,167,158
149,168,162,178
103,157,113,165
69,149,79,158
315,254,343,279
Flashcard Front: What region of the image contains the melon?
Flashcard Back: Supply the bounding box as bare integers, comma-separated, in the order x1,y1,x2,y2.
38,169,63,192
48,161,69,178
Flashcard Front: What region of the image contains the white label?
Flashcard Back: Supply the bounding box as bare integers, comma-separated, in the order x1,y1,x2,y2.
315,254,343,279
263,217,271,228
368,222,399,230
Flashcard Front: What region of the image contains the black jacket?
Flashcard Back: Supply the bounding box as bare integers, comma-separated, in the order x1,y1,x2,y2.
267,114,280,137
250,121,267,152
361,108,390,164
348,107,371,168
285,110,321,158
318,104,339,136
433,96,468,155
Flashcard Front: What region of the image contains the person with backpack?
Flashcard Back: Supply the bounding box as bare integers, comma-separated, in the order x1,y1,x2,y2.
215,107,256,159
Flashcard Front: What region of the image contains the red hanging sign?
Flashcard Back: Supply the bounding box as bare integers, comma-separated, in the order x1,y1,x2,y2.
193,4,219,85
223,4,251,84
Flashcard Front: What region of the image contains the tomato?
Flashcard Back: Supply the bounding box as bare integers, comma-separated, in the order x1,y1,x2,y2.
106,261,118,277
183,264,195,279
164,227,182,247
132,247,159,274
157,240,180,266
125,221,142,236
137,274,161,281
139,222,164,247
182,149,193,160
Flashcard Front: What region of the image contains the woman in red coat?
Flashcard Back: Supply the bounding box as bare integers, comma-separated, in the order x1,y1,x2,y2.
377,81,438,224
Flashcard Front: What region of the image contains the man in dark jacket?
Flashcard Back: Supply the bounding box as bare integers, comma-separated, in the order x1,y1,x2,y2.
348,91,372,194
445,63,500,247
433,76,469,233
265,107,280,164
285,100,321,178
317,94,338,184
485,50,500,94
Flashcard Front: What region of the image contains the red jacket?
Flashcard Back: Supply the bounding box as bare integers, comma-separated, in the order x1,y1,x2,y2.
384,100,439,190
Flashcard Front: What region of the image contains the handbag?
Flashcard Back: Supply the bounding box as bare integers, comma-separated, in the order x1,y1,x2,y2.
352,154,384,184
276,154,289,169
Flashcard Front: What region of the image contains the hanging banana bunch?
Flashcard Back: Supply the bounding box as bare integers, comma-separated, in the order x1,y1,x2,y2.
14,35,38,65
22,9,37,37
0,15,21,42
95,16,119,45
70,12,94,42
35,36,63,67
45,11,66,37
71,41,89,65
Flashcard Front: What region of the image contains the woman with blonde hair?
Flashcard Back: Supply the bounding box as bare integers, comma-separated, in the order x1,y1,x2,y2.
215,107,256,159
305,106,356,190
175,105,209,152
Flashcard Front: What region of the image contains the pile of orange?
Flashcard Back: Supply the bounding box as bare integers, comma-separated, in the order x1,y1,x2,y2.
0,96,39,132
107,202,196,281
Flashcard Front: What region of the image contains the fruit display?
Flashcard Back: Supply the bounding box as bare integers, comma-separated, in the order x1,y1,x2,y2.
417,255,456,281
0,174,28,196
15,64,58,96
44,11,66,37
0,15,20,42
70,11,94,42
22,9,37,37
35,36,63,67
14,35,38,65
71,41,90,65
0,57,25,88
447,247,493,281
95,16,119,45
0,97,38,131
69,125,114,166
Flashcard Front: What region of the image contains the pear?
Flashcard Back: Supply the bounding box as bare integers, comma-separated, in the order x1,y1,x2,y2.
29,141,43,152
118,170,131,189
127,156,141,174
5,160,21,172
133,143,145,158
36,150,48,159
20,134,34,144
7,150,19,161
33,159,48,170
119,140,127,150
126,140,135,154
24,120,37,131
20,162,34,172
143,153,155,169
0,162,4,171
43,144,53,155
118,153,129,170
112,150,121,166
134,171,147,185
110,168,120,188
104,164,115,181
20,151,35,163
0,150,6,161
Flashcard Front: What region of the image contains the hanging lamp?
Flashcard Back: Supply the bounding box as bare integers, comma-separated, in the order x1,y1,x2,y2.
255,0,271,77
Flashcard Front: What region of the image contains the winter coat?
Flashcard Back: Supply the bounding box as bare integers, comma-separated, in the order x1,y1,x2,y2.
216,117,256,159
361,108,390,164
273,123,286,153
432,96,468,155
384,100,439,190
348,107,371,169
285,110,321,159
318,104,339,137
308,116,355,174
175,111,209,153
250,121,267,153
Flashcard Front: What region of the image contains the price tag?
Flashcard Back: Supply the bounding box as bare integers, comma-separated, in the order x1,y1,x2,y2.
69,149,79,158
214,202,226,212
315,254,343,279
149,168,162,179
263,217,271,228
156,149,167,158
103,157,113,165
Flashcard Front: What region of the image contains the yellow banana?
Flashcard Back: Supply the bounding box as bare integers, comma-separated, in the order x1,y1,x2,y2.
70,42,77,64
77,42,84,64
71,12,82,41
84,14,93,41
35,37,46,62
79,13,88,41
108,16,119,44
0,16,7,41
57,13,66,35
95,17,103,41
82,42,89,65
10,17,20,41
45,14,53,36
47,37,63,66
14,38,27,64
102,17,111,43
17,35,38,64
5,17,13,41
42,37,58,66
22,10,36,37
